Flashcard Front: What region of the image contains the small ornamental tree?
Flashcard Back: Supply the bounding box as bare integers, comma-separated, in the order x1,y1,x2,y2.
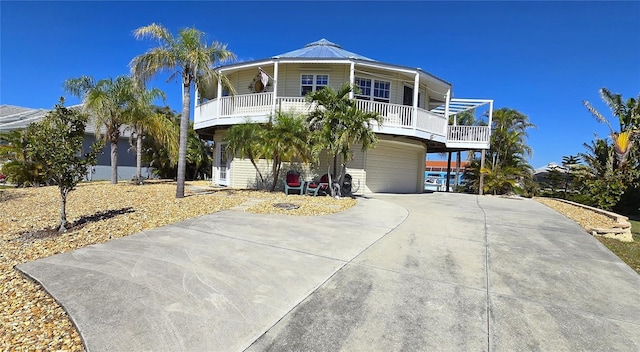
28,98,103,232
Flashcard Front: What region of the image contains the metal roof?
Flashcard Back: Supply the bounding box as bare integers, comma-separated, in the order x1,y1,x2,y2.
0,104,131,137
0,105,49,131
275,39,375,61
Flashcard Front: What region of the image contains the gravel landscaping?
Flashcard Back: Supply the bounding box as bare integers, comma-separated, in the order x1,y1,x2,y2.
0,181,355,351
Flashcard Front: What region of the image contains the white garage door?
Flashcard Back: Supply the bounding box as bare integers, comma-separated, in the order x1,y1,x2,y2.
366,141,422,193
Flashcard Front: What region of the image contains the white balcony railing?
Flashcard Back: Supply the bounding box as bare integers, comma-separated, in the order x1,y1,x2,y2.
195,93,489,147
447,125,490,143
219,92,273,117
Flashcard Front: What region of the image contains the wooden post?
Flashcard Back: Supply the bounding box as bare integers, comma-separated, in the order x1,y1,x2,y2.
479,149,485,195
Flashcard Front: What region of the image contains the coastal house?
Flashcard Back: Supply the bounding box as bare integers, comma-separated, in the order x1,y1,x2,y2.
194,39,493,194
0,104,144,181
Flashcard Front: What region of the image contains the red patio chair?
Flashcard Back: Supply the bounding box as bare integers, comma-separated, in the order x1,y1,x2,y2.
284,170,305,195
305,174,331,196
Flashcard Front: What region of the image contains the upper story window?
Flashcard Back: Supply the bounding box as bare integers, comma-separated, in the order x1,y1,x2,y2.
301,74,329,96
355,77,390,103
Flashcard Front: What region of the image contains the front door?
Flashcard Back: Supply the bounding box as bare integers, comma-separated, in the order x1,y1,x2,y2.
403,85,421,107
403,85,413,106
217,142,230,186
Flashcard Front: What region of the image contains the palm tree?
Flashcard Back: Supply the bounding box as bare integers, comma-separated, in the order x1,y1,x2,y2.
130,23,235,198
224,120,267,187
126,87,177,184
263,112,310,191
463,108,535,195
65,75,138,184
306,83,382,196
584,89,639,169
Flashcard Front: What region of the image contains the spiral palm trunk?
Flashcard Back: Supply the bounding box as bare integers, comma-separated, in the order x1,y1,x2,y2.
110,140,118,184
176,82,190,198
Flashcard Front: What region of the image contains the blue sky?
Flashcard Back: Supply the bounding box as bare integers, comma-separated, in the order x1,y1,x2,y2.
2,1,638,168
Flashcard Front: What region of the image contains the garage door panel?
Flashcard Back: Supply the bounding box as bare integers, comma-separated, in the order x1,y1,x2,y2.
366,141,422,193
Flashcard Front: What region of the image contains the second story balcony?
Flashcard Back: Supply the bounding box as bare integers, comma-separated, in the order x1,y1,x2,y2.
194,92,493,150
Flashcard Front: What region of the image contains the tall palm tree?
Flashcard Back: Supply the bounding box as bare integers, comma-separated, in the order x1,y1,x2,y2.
130,23,235,198
65,75,138,184
306,83,382,195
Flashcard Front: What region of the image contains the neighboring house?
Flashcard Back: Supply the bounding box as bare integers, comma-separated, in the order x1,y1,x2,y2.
425,160,469,190
533,162,567,184
194,39,493,194
0,104,152,181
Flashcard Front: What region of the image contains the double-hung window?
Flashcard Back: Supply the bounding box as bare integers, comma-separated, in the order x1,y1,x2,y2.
355,77,390,103
301,74,329,96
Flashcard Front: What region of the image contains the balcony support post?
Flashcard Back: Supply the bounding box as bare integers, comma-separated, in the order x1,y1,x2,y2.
216,71,222,118
412,72,419,129
272,61,279,115
444,88,451,136
349,61,355,99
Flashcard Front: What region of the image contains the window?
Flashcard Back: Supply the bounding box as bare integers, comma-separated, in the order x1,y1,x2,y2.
355,77,371,98
373,80,390,102
355,77,390,103
301,74,329,96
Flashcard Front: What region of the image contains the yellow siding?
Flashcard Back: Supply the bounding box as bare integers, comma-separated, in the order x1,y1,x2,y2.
280,63,350,97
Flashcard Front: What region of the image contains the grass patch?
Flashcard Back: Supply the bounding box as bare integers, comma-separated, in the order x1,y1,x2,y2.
596,219,640,275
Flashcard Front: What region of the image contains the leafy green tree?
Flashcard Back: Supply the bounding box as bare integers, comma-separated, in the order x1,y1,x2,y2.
306,83,382,196
65,75,138,184
131,23,235,198
27,98,102,231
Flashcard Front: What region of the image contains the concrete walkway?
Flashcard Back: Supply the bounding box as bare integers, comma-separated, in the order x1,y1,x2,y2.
18,193,640,351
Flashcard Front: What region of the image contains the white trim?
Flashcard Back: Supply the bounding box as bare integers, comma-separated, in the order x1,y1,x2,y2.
272,62,279,114
412,72,419,129
300,73,329,96
349,62,355,99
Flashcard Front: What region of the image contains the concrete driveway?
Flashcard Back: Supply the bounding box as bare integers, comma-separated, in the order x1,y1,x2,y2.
18,193,640,351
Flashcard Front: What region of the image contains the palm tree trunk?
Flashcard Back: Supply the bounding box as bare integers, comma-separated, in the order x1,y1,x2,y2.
110,140,118,184
176,81,190,198
270,155,280,191
136,132,143,184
